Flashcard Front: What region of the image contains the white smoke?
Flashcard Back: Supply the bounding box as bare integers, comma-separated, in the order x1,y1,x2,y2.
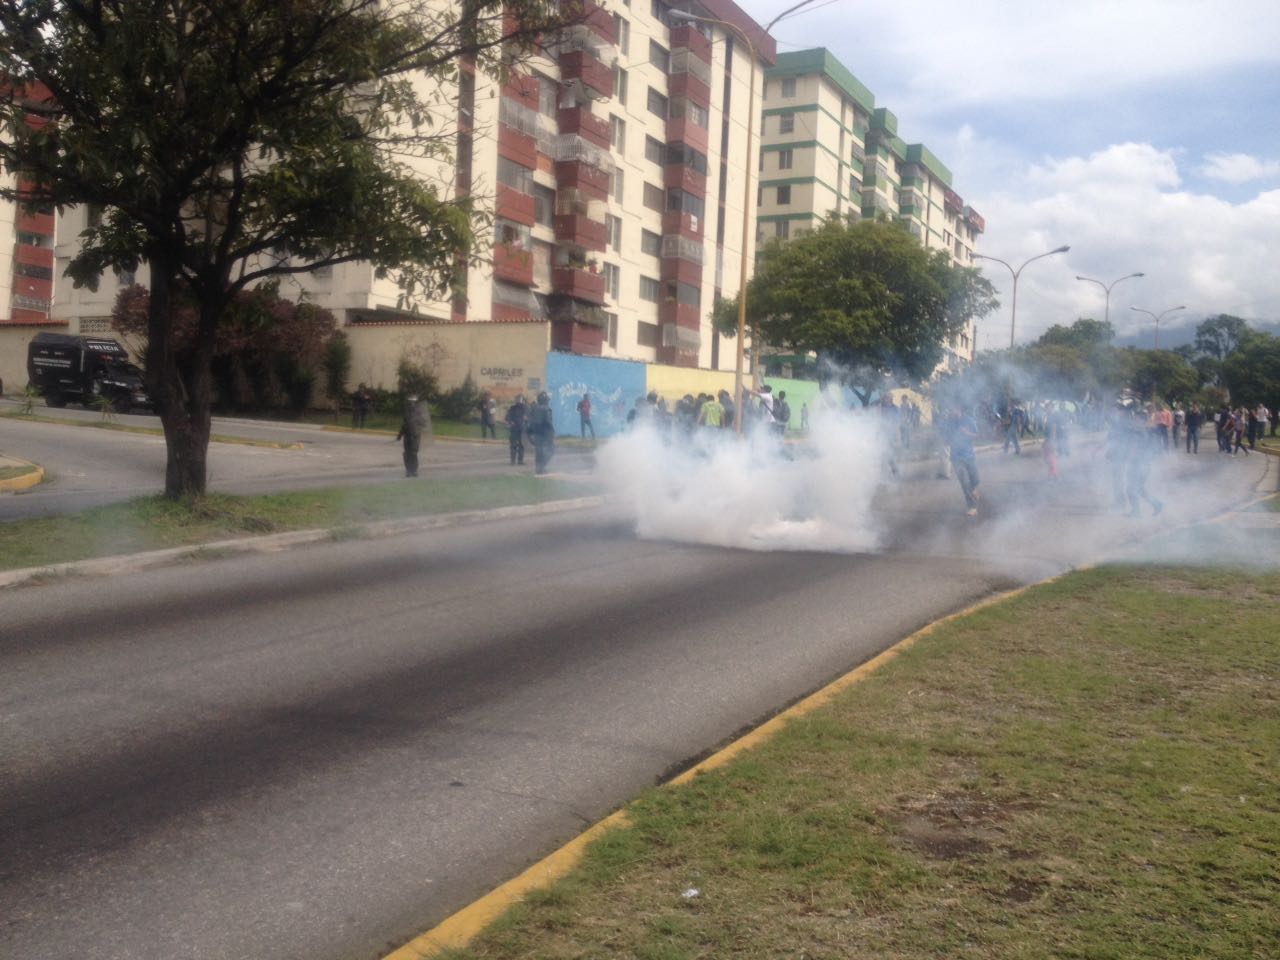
595,395,890,553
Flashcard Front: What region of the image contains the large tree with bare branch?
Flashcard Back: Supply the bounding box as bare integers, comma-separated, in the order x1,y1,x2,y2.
0,0,564,496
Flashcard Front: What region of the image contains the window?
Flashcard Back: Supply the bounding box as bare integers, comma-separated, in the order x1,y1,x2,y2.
668,188,705,219
614,66,628,104
496,218,531,248
614,15,630,55
637,321,660,347
643,181,665,212
781,77,796,97
779,113,794,134
641,229,662,256
665,142,708,174
606,214,623,251
639,275,661,302
649,40,669,73
761,79,769,100
671,98,707,127
776,185,791,205
611,167,625,203
777,148,793,170
644,135,665,165
775,220,790,239
647,87,668,118
496,156,533,193
603,262,621,300
606,311,619,349
533,184,556,227
649,0,670,26
667,280,700,306
610,114,626,151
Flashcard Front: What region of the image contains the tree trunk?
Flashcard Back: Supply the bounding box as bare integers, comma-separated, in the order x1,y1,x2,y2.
146,260,214,499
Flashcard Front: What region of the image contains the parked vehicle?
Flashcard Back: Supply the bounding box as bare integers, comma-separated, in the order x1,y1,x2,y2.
26,332,152,413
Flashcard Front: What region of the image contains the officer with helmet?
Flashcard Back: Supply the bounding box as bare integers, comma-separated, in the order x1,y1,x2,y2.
529,391,556,474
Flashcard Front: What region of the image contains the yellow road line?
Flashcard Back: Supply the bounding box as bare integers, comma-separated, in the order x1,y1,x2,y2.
382,575,1072,959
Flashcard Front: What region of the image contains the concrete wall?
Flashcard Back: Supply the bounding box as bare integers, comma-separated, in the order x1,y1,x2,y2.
0,324,65,396
343,321,549,403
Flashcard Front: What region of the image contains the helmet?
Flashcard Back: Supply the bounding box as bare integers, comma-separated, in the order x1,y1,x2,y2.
515,394,525,404
537,391,550,404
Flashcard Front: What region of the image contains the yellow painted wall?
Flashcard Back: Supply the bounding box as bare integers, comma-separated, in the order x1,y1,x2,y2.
645,365,736,405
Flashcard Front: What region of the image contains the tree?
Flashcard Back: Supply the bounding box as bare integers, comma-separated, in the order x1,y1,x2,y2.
112,281,339,413
1126,348,1199,404
1220,330,1280,407
0,0,564,497
716,219,996,404
1194,314,1249,360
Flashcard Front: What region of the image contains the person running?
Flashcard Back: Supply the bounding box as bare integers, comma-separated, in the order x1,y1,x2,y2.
946,406,982,516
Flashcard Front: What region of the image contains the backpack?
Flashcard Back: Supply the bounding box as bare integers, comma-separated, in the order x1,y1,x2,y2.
776,399,790,424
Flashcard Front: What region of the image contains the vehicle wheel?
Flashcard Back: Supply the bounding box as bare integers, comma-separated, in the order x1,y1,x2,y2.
46,392,66,408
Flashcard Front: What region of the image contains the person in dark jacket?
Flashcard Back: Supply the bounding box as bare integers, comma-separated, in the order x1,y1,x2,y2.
505,395,528,465
529,391,555,475
395,394,431,477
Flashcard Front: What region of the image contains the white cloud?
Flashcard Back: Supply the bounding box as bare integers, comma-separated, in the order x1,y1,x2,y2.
966,145,1280,342
1200,153,1280,184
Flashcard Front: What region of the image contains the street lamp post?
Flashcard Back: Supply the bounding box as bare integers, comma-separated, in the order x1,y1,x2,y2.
669,10,756,433
973,245,1070,349
1130,304,1185,350
1074,271,1144,327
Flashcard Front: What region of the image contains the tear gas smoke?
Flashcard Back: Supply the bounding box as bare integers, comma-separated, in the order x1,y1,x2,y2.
595,394,889,553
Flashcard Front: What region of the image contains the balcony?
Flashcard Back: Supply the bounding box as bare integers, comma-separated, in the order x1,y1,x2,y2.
943,187,964,214
493,243,534,286
501,71,540,112
551,318,605,356
964,206,986,233
663,162,706,197
669,24,712,63
659,300,702,330
555,159,611,200
498,124,537,168
554,214,607,251
559,49,614,100
16,208,54,236
662,209,704,240
15,242,54,270
496,183,536,226
551,266,606,304
13,275,53,303
560,0,616,44
668,72,710,108
665,117,708,154
557,105,610,150
660,256,702,287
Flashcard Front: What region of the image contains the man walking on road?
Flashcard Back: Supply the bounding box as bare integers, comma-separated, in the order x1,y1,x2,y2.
395,394,431,478
946,407,982,516
529,392,556,475
505,395,528,466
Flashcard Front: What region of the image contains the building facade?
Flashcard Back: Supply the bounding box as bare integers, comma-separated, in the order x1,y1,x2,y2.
49,0,776,397
757,48,984,370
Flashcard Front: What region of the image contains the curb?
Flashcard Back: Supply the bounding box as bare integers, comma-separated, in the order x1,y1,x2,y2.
380,574,1070,960
0,495,606,590
0,457,44,493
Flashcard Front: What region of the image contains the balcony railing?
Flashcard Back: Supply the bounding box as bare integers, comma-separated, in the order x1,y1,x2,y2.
559,49,614,100
551,267,606,304
557,105,610,149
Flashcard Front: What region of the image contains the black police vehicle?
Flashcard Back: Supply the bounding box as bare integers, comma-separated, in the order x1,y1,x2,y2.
27,332,153,413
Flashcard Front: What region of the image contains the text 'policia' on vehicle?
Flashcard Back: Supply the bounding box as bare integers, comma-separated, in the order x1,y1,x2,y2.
27,332,153,414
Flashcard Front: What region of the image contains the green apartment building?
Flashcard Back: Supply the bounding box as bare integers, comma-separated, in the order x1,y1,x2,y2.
757,48,983,368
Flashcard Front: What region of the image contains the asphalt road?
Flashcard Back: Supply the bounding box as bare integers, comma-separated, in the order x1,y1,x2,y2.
0,400,595,520
2,432,1275,960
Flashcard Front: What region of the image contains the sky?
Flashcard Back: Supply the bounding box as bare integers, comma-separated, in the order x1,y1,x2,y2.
738,0,1280,349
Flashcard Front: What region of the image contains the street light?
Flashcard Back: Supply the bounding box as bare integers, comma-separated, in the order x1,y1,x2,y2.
669,9,756,433
973,245,1070,349
1130,304,1185,350
1074,271,1144,327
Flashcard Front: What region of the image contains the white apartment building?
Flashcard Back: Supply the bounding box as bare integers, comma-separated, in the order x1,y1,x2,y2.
49,0,776,393
757,48,984,370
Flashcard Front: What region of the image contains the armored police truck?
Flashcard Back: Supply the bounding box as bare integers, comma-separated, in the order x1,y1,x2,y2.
27,332,152,413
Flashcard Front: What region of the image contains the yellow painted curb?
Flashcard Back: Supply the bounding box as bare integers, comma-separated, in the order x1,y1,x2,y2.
383,575,1069,959
0,460,44,492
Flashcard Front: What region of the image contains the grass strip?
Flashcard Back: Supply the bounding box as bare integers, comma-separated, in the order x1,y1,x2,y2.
0,475,589,572
0,466,36,482
440,565,1280,960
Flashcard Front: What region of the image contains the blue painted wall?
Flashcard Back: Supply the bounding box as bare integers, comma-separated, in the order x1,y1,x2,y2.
546,353,648,438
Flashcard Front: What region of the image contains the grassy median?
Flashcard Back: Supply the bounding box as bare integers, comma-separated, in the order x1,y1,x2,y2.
0,475,592,572
439,565,1280,960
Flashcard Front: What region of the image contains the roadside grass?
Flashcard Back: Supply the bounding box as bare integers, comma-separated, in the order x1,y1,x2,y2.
0,475,591,572
0,465,36,483
0,409,301,449
440,565,1280,960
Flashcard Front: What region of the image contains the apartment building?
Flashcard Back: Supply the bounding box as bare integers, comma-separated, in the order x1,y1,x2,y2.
757,48,984,369
0,82,61,393
51,1,776,392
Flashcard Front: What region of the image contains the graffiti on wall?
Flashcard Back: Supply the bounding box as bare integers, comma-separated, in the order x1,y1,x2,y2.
545,353,647,438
